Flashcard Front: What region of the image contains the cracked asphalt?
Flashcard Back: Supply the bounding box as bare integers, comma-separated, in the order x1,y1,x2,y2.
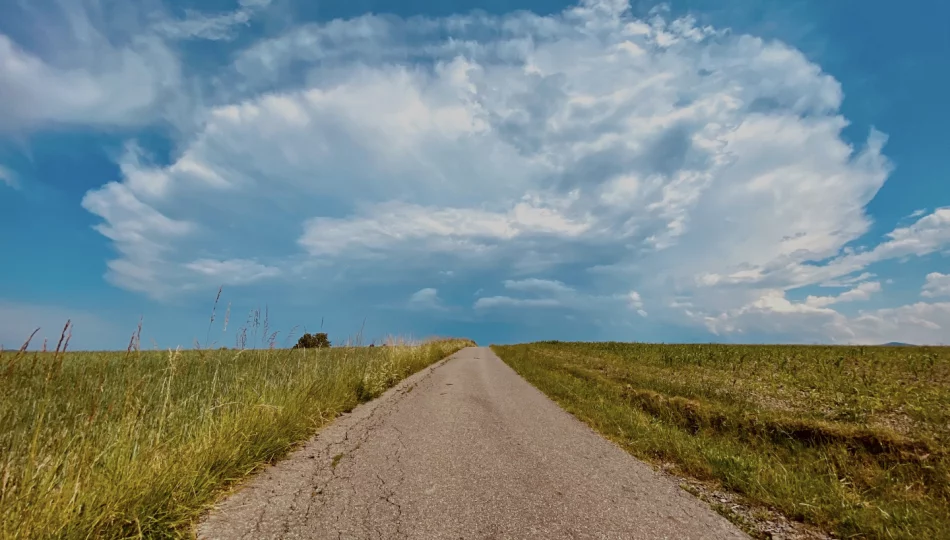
197,347,748,539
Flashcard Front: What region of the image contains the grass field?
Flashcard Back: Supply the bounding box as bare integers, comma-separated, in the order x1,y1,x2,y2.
0,333,473,539
492,341,950,540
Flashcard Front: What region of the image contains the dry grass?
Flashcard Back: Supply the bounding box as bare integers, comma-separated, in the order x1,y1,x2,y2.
0,315,472,538
492,341,950,540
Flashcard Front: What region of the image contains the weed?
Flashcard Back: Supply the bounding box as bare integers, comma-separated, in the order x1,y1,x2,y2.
0,322,472,538
493,341,950,540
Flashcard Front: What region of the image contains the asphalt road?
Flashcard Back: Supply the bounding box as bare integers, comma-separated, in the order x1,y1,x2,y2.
198,347,747,539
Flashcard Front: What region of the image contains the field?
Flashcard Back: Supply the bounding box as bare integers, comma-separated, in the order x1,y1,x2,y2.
492,342,950,540
0,336,473,539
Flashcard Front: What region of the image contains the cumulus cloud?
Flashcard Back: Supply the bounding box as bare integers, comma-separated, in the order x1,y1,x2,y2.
846,302,950,345
700,287,950,345
701,290,846,341
73,0,950,343
0,2,183,133
922,272,950,298
408,287,446,310
299,200,590,259
804,281,881,307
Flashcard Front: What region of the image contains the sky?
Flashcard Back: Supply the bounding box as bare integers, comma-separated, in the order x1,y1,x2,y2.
1,0,948,350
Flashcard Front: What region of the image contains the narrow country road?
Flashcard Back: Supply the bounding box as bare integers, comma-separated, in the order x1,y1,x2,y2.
198,347,747,539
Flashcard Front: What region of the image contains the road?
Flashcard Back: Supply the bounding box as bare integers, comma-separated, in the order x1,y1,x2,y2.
198,347,747,539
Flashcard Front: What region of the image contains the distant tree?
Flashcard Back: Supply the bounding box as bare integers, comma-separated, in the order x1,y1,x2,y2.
293,332,331,349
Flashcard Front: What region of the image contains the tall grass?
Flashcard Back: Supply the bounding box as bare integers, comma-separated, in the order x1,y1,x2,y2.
0,320,472,538
493,342,950,540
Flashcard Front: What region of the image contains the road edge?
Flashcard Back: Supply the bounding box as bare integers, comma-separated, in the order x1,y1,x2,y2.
194,346,473,539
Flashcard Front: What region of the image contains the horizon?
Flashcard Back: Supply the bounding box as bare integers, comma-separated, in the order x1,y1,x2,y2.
2,0,949,349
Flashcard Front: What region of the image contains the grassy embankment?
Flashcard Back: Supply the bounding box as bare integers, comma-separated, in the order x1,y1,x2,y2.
0,327,473,538
493,341,950,540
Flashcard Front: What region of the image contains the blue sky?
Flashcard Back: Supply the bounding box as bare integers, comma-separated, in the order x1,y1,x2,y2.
1,0,948,350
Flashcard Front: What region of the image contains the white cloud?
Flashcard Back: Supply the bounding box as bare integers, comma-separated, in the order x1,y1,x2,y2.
299,200,590,259
0,7,182,133
473,277,642,315
474,279,573,310
699,288,950,345
184,258,281,285
845,302,950,345
153,0,272,41
408,288,446,310
503,278,574,294
922,272,950,298
474,296,562,309
871,208,950,259
804,281,880,308
0,165,17,188
696,207,950,292
819,272,874,288
701,290,843,340
0,0,281,134
74,0,950,343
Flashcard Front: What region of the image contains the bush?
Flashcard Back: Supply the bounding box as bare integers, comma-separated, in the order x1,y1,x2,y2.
292,332,331,349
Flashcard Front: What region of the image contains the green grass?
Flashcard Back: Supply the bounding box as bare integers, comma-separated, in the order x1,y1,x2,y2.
492,341,950,540
0,338,473,539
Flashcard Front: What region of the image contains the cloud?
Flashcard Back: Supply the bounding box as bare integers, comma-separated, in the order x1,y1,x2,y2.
474,279,573,310
625,291,648,316
184,258,281,285
696,207,950,291
0,3,183,133
474,296,562,309
804,281,880,307
922,272,950,298
299,200,590,259
848,208,950,264
153,0,272,41
73,0,950,343
846,302,950,345
819,272,874,288
699,288,950,345
0,165,17,188
502,278,574,294
408,287,446,310
472,278,643,316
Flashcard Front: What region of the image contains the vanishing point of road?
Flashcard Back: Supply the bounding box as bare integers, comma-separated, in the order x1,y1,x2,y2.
198,347,747,539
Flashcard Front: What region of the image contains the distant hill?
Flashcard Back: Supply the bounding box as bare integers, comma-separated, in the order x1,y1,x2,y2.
882,342,916,347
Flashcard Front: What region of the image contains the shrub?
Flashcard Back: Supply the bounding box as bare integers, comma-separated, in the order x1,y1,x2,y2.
292,332,331,349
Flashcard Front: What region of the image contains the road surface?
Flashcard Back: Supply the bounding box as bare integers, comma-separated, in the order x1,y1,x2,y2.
198,347,747,539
